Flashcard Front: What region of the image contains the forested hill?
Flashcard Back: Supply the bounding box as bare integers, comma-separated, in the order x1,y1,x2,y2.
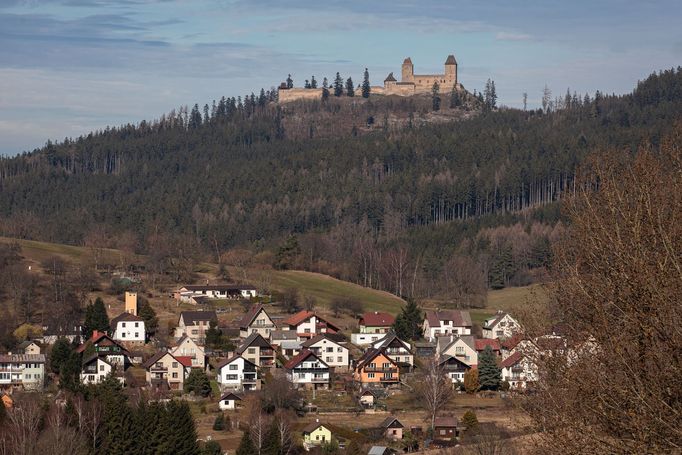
0,68,681,300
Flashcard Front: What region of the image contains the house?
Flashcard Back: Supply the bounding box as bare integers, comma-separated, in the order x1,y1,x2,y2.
300,334,349,371
284,350,330,389
482,312,520,340
170,335,206,369
238,304,276,338
41,322,84,344
81,355,124,385
368,446,396,455
438,355,472,384
110,312,146,346
475,338,501,359
302,420,333,449
175,284,257,303
438,335,477,366
500,334,524,359
372,332,413,368
433,416,459,441
378,416,404,440
218,392,242,410
173,310,217,344
216,355,260,391
235,333,276,368
500,351,537,389
17,341,41,355
77,331,131,368
143,351,191,390
359,312,395,334
413,341,436,358
354,348,399,386
0,354,46,390
359,389,376,407
423,310,472,341
282,311,339,341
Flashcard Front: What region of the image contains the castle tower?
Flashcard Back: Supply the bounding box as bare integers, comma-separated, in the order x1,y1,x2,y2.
125,291,138,316
401,57,414,82
444,55,458,87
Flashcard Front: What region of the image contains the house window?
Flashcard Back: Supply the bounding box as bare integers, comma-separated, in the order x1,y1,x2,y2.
440,430,446,435
369,363,376,369
326,357,333,362
368,373,375,379
191,330,198,335
172,372,178,378
326,347,333,353
229,364,238,370
248,348,256,354
382,363,390,369
337,347,342,352
99,365,105,371
172,362,178,368
337,357,342,362
122,322,126,327
226,374,238,380
304,329,311,333
121,333,126,338
135,333,139,338
135,322,139,328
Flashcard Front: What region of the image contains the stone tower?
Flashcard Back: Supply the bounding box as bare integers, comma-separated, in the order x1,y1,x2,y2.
444,54,457,87
401,57,414,82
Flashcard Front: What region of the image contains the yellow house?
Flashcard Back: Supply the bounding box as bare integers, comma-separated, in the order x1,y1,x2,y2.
302,421,332,449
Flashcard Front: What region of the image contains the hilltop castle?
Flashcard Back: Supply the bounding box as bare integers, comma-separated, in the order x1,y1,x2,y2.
278,54,461,102
382,55,459,96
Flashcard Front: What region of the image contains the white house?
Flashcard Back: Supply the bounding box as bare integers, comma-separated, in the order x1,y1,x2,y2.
218,392,242,410
41,323,84,344
438,335,477,366
423,310,472,341
284,349,330,389
216,355,260,391
372,332,414,367
438,354,472,384
81,355,125,385
500,351,537,389
175,284,257,303
0,354,46,390
282,311,340,341
239,304,277,338
482,312,521,340
300,334,349,371
170,335,206,369
110,312,146,346
173,310,217,344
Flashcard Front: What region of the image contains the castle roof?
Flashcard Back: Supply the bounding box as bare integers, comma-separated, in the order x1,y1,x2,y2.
403,57,413,65
445,54,457,65
384,72,397,82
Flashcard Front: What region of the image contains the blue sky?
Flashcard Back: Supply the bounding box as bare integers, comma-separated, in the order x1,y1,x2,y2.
1,0,680,155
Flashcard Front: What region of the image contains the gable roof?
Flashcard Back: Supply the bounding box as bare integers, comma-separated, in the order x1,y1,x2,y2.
439,334,475,353
425,310,472,328
180,310,217,325
384,72,397,82
360,312,395,327
437,354,471,369
18,340,40,350
77,332,129,355
283,349,327,370
175,356,193,367
475,339,501,352
434,416,458,428
236,333,272,354
301,333,346,349
181,284,256,292
302,421,330,434
356,348,397,371
500,351,523,368
484,312,514,330
82,353,112,368
500,334,524,351
110,312,144,327
219,392,242,401
216,354,257,370
143,350,174,369
374,331,410,351
43,322,83,337
379,416,404,429
445,54,457,65
270,330,299,342
238,304,268,329
403,57,412,65
283,310,315,327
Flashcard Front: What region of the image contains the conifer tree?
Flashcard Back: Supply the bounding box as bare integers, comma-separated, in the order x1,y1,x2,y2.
102,396,137,455
392,298,423,341
346,77,355,97
304,80,311,89
236,431,257,455
463,368,479,394
84,297,109,338
321,77,330,101
478,345,501,390
286,74,293,89
461,410,479,430
184,368,212,397
311,76,318,88
59,349,82,391
201,440,223,455
333,72,344,97
361,68,371,98
262,420,282,455
213,413,226,431
50,337,72,374
449,85,461,108
205,319,222,349
431,81,441,111
156,401,199,455
137,297,158,335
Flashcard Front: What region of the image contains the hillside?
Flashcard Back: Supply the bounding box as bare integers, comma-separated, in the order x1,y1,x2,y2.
1,68,681,302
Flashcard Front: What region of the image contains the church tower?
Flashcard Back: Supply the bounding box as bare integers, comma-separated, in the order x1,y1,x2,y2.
444,54,457,87
401,57,414,82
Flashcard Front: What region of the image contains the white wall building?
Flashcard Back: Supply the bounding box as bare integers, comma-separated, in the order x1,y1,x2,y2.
110,312,146,345
423,310,472,341
216,355,260,391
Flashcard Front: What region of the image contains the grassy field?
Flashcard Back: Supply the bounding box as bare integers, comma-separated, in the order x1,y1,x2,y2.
0,236,136,266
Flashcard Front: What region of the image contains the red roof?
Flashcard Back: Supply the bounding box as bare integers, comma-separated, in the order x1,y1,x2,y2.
283,310,315,327
359,312,395,327
500,351,523,368
475,339,501,352
500,334,524,350
283,349,324,370
175,356,193,367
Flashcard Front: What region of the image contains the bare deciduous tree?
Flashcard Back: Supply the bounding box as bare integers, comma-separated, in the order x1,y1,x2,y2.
412,360,454,430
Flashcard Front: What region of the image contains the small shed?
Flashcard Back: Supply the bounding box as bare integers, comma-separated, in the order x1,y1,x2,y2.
359,389,376,407
378,416,404,440
218,392,242,410
434,416,459,441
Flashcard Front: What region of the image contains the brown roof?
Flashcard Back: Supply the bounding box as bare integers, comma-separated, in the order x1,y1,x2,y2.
379,416,404,429
181,284,256,292
500,334,524,350
0,354,45,363
403,57,412,64
359,312,395,327
355,348,397,371
236,333,272,353
302,421,328,434
445,54,457,65
434,416,458,428
238,304,266,329
425,310,472,327
301,333,345,348
283,349,327,370
384,72,397,82
143,350,175,369
500,351,523,368
219,392,242,401
216,354,257,370
180,310,217,325
110,312,144,327
475,339,501,352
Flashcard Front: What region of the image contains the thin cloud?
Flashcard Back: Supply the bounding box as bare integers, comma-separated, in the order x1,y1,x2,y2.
496,31,533,42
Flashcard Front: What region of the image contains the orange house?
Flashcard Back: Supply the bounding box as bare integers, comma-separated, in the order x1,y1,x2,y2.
354,348,400,385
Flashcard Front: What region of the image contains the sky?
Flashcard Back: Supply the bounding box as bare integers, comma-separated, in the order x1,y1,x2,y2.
0,0,680,156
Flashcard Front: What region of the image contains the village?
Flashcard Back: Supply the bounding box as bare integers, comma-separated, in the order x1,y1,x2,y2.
0,278,573,454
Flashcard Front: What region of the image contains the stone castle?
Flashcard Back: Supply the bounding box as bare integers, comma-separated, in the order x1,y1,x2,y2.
278,54,461,103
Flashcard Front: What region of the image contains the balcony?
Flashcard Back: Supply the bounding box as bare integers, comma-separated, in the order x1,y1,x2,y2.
310,376,329,383
150,366,168,373
363,367,398,373
380,376,399,382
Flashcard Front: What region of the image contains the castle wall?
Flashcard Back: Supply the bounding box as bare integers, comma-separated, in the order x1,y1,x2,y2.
278,88,324,103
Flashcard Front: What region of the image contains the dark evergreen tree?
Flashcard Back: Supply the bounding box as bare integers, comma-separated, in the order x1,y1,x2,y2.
205,319,222,349
392,298,423,341
333,72,344,97
477,345,501,390
431,82,441,111
59,349,82,391
184,368,212,397
346,77,355,97
138,297,158,335
190,104,203,129
156,401,199,455
311,75,317,89
321,77,330,101
84,297,109,338
262,421,282,455
361,68,371,98
274,235,300,270
236,431,257,455
304,80,311,89
450,86,461,108
213,413,226,431
286,74,293,89
201,440,223,455
50,337,72,374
